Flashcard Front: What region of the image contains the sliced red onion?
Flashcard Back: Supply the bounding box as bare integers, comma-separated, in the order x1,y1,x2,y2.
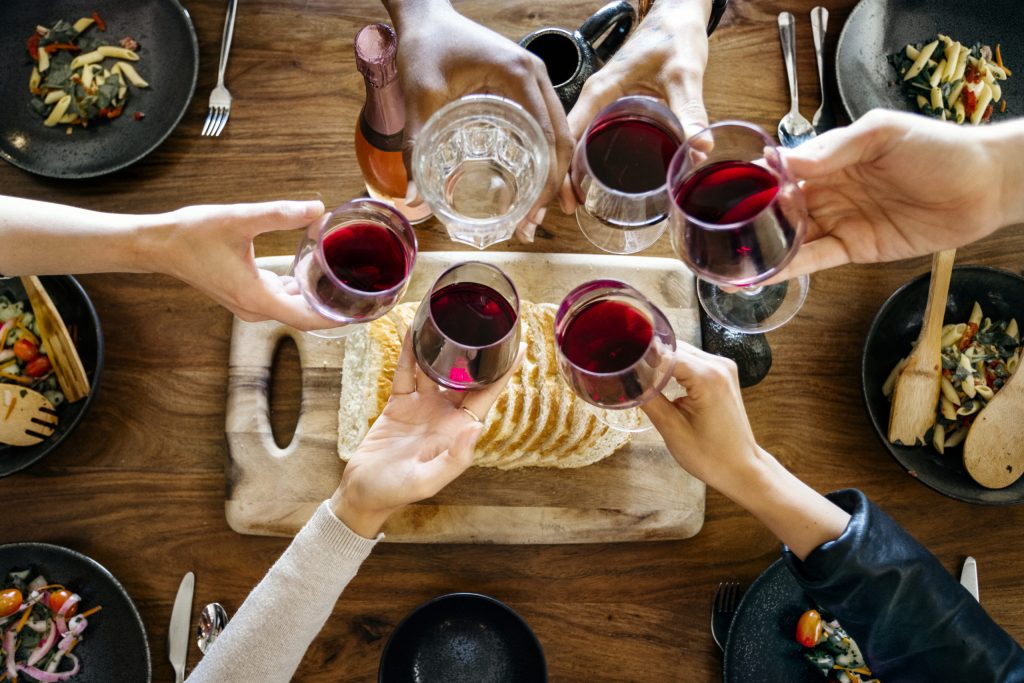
67,615,87,636
54,593,80,636
3,629,16,680
56,631,76,654
27,576,48,592
18,653,80,682
27,621,57,666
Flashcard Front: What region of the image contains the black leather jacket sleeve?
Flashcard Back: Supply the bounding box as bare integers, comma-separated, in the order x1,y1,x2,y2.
781,489,1024,683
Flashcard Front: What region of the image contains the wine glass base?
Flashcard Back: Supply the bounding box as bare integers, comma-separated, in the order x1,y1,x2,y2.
576,207,666,255
697,274,809,333
586,380,685,434
305,324,356,340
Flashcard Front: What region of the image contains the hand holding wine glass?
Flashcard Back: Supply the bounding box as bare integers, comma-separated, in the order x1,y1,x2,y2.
383,0,572,240
772,109,1024,282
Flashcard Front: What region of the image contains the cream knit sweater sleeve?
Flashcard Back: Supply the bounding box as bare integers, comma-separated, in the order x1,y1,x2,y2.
185,500,379,682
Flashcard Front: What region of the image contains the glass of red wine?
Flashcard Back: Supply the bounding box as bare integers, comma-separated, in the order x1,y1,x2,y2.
570,96,684,254
667,120,809,333
555,280,677,432
412,261,521,390
291,198,417,338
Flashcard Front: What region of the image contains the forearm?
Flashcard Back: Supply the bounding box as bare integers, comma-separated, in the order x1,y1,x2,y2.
987,119,1024,227
0,196,161,276
710,447,851,560
185,502,378,683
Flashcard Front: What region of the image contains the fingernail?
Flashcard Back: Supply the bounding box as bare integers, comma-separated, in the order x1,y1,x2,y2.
522,223,537,243
404,181,417,203
533,207,547,225
558,194,570,214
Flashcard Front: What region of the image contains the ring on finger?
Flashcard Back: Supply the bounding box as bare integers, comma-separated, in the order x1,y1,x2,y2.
462,406,484,423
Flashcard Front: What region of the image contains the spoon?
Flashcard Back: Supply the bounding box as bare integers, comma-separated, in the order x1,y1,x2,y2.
777,12,817,147
196,603,229,655
810,7,836,134
964,360,1024,489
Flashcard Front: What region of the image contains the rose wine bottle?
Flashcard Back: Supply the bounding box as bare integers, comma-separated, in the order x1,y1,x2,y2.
354,23,431,224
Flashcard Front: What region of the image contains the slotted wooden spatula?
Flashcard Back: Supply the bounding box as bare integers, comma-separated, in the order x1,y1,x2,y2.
19,276,90,403
964,364,1024,489
888,250,956,446
0,385,58,446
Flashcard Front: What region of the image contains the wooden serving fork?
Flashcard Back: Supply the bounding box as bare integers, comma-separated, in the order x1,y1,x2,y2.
19,276,90,403
0,386,58,446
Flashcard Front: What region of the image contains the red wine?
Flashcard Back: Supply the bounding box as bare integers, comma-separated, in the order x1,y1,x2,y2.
429,282,516,346
673,160,796,283
586,117,680,194
561,300,652,373
322,221,408,292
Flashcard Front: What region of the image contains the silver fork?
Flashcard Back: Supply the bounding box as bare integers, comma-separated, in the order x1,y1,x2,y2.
201,0,239,137
710,581,742,651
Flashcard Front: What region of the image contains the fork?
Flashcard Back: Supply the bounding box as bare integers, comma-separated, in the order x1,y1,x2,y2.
711,581,742,651
0,386,58,446
201,0,239,137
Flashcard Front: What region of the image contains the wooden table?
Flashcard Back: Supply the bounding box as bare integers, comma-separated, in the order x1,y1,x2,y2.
2,0,1023,680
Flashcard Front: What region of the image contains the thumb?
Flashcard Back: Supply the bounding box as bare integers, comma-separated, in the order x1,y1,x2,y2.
241,200,325,237
781,116,891,180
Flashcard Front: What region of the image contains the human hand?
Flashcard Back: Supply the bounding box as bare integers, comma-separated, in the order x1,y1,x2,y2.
332,332,526,537
774,109,1013,281
390,1,571,241
641,342,760,489
559,0,711,212
146,200,335,331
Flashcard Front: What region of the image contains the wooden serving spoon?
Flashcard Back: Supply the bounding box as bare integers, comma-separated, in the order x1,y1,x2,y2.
964,365,1024,489
19,276,90,403
0,385,58,446
888,249,956,446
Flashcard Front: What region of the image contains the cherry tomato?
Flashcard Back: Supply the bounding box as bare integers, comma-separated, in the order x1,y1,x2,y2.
796,609,823,648
12,339,40,362
0,588,23,618
49,589,78,617
24,356,52,378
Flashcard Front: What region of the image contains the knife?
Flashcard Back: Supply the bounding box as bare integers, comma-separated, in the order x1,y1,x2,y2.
960,556,980,602
168,571,195,683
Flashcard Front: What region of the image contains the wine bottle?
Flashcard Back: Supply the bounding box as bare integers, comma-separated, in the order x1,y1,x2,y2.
353,23,431,224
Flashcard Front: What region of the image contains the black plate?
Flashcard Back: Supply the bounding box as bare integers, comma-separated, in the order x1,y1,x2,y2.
836,0,1023,122
862,266,1024,504
723,559,820,682
0,0,198,179
0,276,103,477
379,593,547,683
0,543,150,682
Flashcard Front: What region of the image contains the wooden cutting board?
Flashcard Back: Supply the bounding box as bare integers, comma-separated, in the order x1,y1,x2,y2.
226,252,705,543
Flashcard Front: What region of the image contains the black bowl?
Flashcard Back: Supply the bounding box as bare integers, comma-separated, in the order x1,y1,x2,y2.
0,542,151,682
0,0,199,179
0,276,103,477
836,0,1023,123
723,559,820,682
862,265,1024,504
379,593,547,683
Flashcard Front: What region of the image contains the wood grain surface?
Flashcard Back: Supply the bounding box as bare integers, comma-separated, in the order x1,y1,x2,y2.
1,0,1023,681
226,253,705,543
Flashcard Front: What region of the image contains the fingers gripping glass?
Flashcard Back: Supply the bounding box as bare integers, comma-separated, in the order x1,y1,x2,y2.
555,280,677,432
411,262,522,391
570,96,684,254
291,199,417,338
667,121,809,333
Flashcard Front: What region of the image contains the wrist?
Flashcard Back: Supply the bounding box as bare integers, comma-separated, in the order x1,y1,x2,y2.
330,488,392,539
384,0,452,32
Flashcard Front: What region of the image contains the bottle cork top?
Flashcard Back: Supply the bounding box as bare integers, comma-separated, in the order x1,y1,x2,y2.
354,23,399,88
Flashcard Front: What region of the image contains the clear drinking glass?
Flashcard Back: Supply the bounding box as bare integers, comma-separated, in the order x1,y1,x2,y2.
411,261,522,390
291,198,417,338
570,96,684,254
667,121,809,333
555,280,676,432
411,94,550,250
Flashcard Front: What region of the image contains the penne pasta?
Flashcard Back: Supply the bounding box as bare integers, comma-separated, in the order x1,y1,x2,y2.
882,357,908,398
28,67,40,93
968,302,983,327
905,40,940,80
1007,318,1019,341
932,423,946,454
113,61,149,88
97,46,140,61
37,47,50,73
73,17,94,33
944,427,968,449
69,50,104,70
43,94,71,127
941,376,961,406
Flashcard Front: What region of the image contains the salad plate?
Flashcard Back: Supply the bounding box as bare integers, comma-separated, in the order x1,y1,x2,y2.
0,276,103,478
0,542,151,682
722,559,820,682
861,266,1024,505
0,0,198,179
836,0,1022,122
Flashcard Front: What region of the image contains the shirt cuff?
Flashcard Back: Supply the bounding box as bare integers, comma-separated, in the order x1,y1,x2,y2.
304,500,381,561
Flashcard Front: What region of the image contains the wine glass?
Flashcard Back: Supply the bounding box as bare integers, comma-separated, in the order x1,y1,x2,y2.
554,280,677,432
291,198,417,338
411,95,550,250
570,96,684,254
667,120,809,333
411,261,521,390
